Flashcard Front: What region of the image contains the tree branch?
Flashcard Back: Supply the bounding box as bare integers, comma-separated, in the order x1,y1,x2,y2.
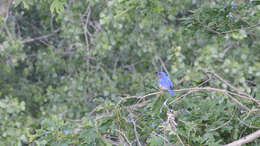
169,87,252,111
115,129,132,146
223,129,260,146
200,68,259,104
202,23,260,35
21,29,60,43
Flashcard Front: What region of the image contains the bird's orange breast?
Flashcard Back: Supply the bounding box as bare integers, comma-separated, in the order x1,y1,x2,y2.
159,84,167,90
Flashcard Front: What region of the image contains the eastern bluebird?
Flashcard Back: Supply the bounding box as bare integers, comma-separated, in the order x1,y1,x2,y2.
157,72,175,95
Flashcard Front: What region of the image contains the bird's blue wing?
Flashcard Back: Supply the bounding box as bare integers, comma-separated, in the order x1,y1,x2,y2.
165,76,173,89
158,77,175,95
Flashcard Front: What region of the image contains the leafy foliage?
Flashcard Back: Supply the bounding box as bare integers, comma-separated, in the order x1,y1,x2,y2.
0,0,260,145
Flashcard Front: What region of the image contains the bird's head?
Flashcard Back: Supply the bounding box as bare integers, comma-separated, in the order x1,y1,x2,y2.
156,72,167,78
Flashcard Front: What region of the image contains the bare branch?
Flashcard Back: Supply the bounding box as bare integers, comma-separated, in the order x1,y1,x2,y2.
80,5,91,49
115,129,132,146
225,93,250,111
175,77,185,86
237,118,260,129
166,110,185,146
200,68,259,104
158,56,170,76
131,119,142,146
168,76,211,105
21,29,60,43
223,129,260,146
117,86,256,113
167,87,252,111
80,4,92,74
4,23,13,39
138,91,161,101
152,132,172,145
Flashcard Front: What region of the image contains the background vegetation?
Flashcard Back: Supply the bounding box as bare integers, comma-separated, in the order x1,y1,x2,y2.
0,0,260,145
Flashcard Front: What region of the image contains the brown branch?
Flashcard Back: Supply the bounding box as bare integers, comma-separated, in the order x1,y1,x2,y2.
223,129,260,146
200,68,259,104
118,86,254,112
21,29,60,43
168,87,251,111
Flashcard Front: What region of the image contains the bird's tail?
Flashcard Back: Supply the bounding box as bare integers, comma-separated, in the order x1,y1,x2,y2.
168,89,175,95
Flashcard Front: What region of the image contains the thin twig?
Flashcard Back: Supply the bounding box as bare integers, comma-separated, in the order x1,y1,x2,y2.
80,5,91,73
237,118,260,129
167,76,211,107
118,86,256,113
138,91,161,101
201,69,254,98
152,132,172,145
202,23,260,35
131,119,142,146
175,77,185,86
220,23,260,34
208,108,236,132
4,23,13,39
115,129,132,146
123,91,161,105
21,29,60,43
158,56,170,76
225,93,250,111
166,87,252,111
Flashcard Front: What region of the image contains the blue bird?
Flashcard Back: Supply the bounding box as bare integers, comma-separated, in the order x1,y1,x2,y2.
157,72,175,95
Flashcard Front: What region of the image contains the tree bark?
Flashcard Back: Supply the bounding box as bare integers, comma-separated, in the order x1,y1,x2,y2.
224,129,260,146
0,0,12,19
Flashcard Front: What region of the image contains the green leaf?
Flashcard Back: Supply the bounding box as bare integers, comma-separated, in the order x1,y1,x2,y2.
147,135,164,146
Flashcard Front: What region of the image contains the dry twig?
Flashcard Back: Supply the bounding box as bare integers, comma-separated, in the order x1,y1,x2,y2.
21,29,60,43
115,129,132,146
